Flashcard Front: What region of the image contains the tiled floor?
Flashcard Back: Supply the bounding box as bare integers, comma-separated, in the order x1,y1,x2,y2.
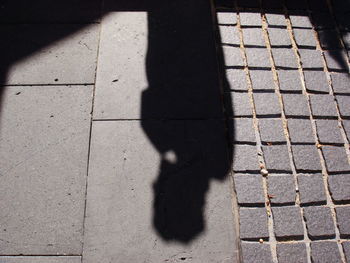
216,0,350,262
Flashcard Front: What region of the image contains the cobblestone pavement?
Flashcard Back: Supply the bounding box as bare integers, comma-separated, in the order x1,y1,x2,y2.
216,0,350,262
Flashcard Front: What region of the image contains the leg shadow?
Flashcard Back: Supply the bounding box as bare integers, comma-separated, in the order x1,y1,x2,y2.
141,0,233,243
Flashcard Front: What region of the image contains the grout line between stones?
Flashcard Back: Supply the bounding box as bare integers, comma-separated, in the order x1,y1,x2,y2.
236,5,278,262
286,0,347,261
262,4,314,263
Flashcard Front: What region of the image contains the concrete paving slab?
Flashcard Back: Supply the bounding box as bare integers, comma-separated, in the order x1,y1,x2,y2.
0,85,93,255
0,257,81,263
93,11,223,119
0,0,102,23
1,24,99,85
83,121,237,262
92,12,147,119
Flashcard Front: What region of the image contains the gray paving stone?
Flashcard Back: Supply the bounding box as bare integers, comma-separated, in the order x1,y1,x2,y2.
310,241,341,263
245,48,271,68
343,242,350,263
94,12,223,120
263,0,284,9
342,32,350,49
292,145,322,172
312,13,336,30
219,25,241,45
328,174,350,203
234,118,256,143
226,69,248,91
231,92,253,117
312,12,337,31
239,12,262,27
267,175,295,205
343,120,350,140
337,15,350,31
237,0,260,8
335,206,350,238
241,242,273,263
1,24,99,85
253,93,281,117
298,174,327,205
223,46,244,66
315,120,343,144
263,145,292,172
233,145,260,172
217,12,237,25
318,29,342,50
242,28,265,46
234,174,265,206
304,207,336,240
310,94,338,118
268,28,292,47
273,206,304,240
283,94,310,117
332,0,350,12
0,86,93,255
277,70,303,92
293,28,317,47
331,73,350,94
266,14,286,27
289,13,313,28
298,49,324,69
322,146,350,173
286,0,308,10
83,121,237,262
336,95,350,118
272,48,298,68
250,70,275,91
324,50,350,72
239,208,269,240
276,243,307,263
259,118,286,143
309,0,330,12
0,257,81,263
304,71,329,93
287,119,315,143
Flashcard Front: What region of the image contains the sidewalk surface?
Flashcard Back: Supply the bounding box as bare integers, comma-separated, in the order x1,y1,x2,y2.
0,0,349,262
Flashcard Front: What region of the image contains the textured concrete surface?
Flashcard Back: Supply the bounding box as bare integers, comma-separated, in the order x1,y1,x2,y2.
2,24,99,85
0,257,81,263
0,86,93,254
83,121,237,262
93,12,148,119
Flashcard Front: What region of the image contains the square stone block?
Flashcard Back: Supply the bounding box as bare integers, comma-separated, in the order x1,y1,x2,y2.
240,208,269,240
298,174,327,205
304,207,336,240
292,145,322,172
234,174,265,206
268,175,295,205
272,207,304,240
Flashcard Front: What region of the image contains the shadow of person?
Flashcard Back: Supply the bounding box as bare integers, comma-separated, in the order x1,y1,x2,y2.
141,0,233,243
